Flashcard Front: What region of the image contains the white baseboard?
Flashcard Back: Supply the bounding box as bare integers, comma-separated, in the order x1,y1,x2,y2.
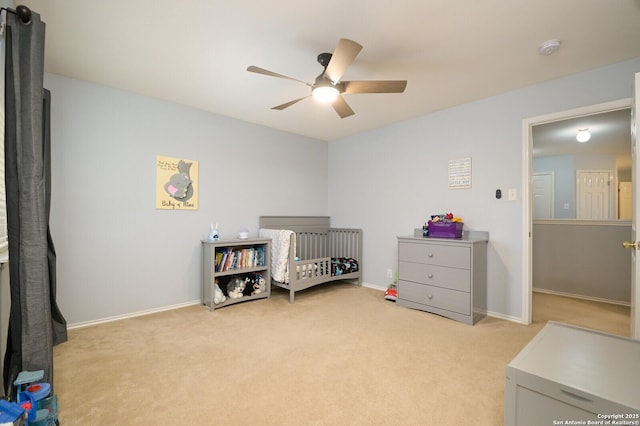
485,310,526,324
361,282,386,292
69,282,382,329
362,281,526,324
533,288,630,307
67,300,202,330
68,283,534,330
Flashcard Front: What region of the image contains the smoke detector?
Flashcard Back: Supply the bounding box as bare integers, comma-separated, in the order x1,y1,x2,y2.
538,39,562,56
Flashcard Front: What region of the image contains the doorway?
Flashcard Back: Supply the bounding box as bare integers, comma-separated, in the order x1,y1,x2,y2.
533,172,554,219
522,98,633,325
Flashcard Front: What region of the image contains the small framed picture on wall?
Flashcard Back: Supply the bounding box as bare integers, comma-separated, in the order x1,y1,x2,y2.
156,155,199,210
448,157,472,189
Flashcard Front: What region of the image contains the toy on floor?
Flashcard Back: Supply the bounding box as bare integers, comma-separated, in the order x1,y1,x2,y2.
385,272,398,302
13,369,59,425
0,399,25,424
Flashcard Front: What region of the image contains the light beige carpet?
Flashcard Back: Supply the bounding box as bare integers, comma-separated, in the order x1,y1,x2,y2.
52,284,629,425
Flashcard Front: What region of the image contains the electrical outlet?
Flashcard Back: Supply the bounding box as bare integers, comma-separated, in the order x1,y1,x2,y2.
386,269,393,278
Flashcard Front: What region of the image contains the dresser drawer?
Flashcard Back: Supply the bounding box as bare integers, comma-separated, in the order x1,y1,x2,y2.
399,261,470,292
399,242,470,269
398,280,471,315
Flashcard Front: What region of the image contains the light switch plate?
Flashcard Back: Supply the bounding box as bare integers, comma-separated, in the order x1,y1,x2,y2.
508,188,517,200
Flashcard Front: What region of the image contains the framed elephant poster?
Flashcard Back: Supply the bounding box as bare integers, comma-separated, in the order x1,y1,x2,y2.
156,155,199,210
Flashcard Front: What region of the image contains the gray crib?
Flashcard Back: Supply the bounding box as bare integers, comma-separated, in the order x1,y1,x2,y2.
259,216,362,303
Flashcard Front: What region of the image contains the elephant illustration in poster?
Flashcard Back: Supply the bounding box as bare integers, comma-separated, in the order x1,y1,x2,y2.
164,160,193,201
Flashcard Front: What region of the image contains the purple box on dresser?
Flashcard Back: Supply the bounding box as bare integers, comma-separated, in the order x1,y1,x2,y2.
428,221,464,238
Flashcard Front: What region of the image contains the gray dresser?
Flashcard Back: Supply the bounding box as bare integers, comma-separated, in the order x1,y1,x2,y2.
396,232,488,325
505,321,640,426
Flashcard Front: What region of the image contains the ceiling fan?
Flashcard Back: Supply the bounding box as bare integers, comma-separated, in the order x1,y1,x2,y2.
247,38,407,118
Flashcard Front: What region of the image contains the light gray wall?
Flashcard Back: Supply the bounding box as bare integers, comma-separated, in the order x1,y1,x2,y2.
532,221,631,303
45,57,640,326
328,57,640,321
533,155,576,218
45,74,328,325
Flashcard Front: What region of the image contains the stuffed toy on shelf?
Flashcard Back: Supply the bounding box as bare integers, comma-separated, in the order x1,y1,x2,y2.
227,277,246,299
213,280,226,304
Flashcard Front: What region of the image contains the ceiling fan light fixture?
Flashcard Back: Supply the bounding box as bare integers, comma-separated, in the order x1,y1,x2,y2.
247,38,406,117
312,85,339,103
576,128,591,143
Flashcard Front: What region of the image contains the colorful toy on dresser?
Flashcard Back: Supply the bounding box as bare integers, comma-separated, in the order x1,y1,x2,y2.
424,212,464,239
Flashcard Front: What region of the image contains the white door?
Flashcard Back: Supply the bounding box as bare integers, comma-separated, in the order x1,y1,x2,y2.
577,170,611,219
619,182,632,219
630,73,640,339
533,172,554,219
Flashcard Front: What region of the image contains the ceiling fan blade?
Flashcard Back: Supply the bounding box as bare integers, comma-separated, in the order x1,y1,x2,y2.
247,66,311,87
332,95,355,118
272,96,310,111
342,80,407,94
324,38,363,84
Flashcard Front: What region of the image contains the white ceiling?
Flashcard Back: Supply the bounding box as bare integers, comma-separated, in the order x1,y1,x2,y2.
19,0,640,142
533,108,631,158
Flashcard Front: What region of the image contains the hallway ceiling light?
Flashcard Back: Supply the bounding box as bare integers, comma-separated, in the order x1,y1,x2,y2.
576,128,591,143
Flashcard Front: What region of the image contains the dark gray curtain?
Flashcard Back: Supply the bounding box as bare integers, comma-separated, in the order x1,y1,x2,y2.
3,9,67,398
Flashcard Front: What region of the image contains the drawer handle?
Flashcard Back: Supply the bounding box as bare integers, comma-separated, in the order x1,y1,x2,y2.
427,293,433,300
559,389,593,404
428,252,434,258
428,273,434,279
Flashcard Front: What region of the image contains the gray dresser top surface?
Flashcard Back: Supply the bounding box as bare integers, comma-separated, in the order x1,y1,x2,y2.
399,230,489,244
508,321,640,409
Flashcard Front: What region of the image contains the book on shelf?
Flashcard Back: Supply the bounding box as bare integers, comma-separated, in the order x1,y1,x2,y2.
215,251,223,271
257,246,265,267
215,248,227,272
214,246,265,272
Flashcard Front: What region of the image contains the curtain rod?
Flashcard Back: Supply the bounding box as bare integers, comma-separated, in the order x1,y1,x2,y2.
0,5,32,25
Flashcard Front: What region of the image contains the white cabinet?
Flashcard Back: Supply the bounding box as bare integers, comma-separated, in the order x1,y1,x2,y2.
505,322,640,426
396,232,488,325
201,238,271,311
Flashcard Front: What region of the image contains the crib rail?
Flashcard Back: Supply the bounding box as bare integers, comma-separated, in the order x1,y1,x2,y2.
281,255,333,303
292,258,331,281
295,228,362,261
329,228,362,261
297,231,327,260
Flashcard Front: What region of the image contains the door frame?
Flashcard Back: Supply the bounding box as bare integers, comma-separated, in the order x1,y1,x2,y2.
620,181,633,220
522,98,632,325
